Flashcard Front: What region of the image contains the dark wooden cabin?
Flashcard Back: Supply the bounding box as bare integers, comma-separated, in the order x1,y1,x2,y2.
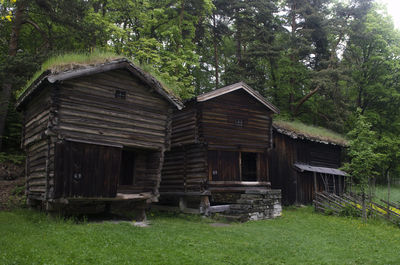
269,121,347,205
16,58,183,214
159,82,280,214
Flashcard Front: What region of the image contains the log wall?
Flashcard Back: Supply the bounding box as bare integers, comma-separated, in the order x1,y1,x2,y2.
199,89,273,151
56,69,172,150
120,150,165,194
23,88,51,147
170,102,197,146
160,144,207,192
23,87,52,201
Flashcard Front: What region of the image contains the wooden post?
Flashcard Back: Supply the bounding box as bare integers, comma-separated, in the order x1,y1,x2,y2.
183,146,187,192
45,138,51,200
332,175,336,194
387,171,391,220
350,176,352,194
313,172,317,199
239,151,242,181
200,195,210,215
256,153,261,181
343,176,346,194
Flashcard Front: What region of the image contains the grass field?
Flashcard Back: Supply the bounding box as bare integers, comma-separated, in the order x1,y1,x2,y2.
374,184,400,203
1,207,400,265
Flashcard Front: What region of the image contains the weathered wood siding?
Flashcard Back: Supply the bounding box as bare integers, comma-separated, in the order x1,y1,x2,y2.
269,133,301,205
160,144,207,192
55,69,172,150
22,87,52,201
207,150,269,182
170,102,197,146
23,88,51,147
54,141,121,198
120,150,165,194
298,142,341,168
207,150,239,181
199,89,273,151
26,140,47,200
269,132,343,205
23,68,175,201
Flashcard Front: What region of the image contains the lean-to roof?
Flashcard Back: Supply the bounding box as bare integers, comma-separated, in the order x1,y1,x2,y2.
273,120,348,147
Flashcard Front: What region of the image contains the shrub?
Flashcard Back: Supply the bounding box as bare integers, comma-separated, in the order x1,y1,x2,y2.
339,205,361,218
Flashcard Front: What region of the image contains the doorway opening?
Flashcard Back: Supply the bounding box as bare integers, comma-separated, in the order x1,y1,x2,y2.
241,152,257,181
119,149,135,186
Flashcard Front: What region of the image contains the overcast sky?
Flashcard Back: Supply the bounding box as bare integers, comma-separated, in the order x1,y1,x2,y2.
379,0,400,29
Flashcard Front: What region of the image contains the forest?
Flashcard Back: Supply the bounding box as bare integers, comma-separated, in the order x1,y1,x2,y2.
0,0,400,182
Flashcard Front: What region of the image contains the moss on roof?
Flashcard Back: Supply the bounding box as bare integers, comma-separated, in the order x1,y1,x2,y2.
17,51,180,100
273,119,348,146
17,51,123,98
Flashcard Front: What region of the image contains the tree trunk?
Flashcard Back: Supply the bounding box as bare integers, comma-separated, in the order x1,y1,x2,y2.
289,1,297,116
293,85,320,116
177,0,185,52
0,1,25,151
212,13,219,89
361,190,367,223
235,9,241,65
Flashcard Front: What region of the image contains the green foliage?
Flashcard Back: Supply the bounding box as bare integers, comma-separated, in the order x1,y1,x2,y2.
0,152,24,164
1,207,400,264
339,205,361,218
1,0,400,179
7,184,26,209
342,111,382,191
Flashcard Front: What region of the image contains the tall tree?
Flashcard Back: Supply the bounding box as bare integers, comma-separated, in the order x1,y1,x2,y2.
0,0,26,151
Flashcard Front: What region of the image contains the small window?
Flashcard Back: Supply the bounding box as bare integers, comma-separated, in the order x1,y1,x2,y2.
115,90,126,99
234,119,243,127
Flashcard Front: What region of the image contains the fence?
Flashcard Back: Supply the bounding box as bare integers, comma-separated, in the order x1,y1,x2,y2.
314,192,400,225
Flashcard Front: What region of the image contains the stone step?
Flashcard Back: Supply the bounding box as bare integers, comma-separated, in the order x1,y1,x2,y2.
209,205,231,213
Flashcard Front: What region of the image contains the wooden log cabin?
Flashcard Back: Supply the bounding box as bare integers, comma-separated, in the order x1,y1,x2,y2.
269,120,348,205
16,58,183,215
159,82,280,214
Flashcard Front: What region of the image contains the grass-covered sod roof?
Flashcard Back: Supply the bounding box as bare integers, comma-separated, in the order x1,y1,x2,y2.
18,51,181,100
18,51,124,98
17,51,183,110
273,119,348,146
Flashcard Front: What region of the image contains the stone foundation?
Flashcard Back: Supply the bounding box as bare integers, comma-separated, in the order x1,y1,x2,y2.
227,189,282,221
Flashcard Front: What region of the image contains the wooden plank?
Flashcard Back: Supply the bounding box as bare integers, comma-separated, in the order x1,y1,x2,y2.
208,181,271,187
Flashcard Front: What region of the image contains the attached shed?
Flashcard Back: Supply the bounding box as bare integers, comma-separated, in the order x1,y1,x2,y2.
269,120,348,205
16,58,183,214
160,82,282,219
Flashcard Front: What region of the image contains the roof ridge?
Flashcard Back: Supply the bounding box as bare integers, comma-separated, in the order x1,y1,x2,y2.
196,81,279,114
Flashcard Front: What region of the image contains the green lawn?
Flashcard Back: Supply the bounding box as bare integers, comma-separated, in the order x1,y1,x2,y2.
374,184,400,204
1,207,400,265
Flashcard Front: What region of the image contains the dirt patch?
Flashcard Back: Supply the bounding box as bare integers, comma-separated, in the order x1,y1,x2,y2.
0,161,24,180
0,162,25,210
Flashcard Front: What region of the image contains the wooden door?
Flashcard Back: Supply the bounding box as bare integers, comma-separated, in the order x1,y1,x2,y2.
54,141,121,198
207,150,239,181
